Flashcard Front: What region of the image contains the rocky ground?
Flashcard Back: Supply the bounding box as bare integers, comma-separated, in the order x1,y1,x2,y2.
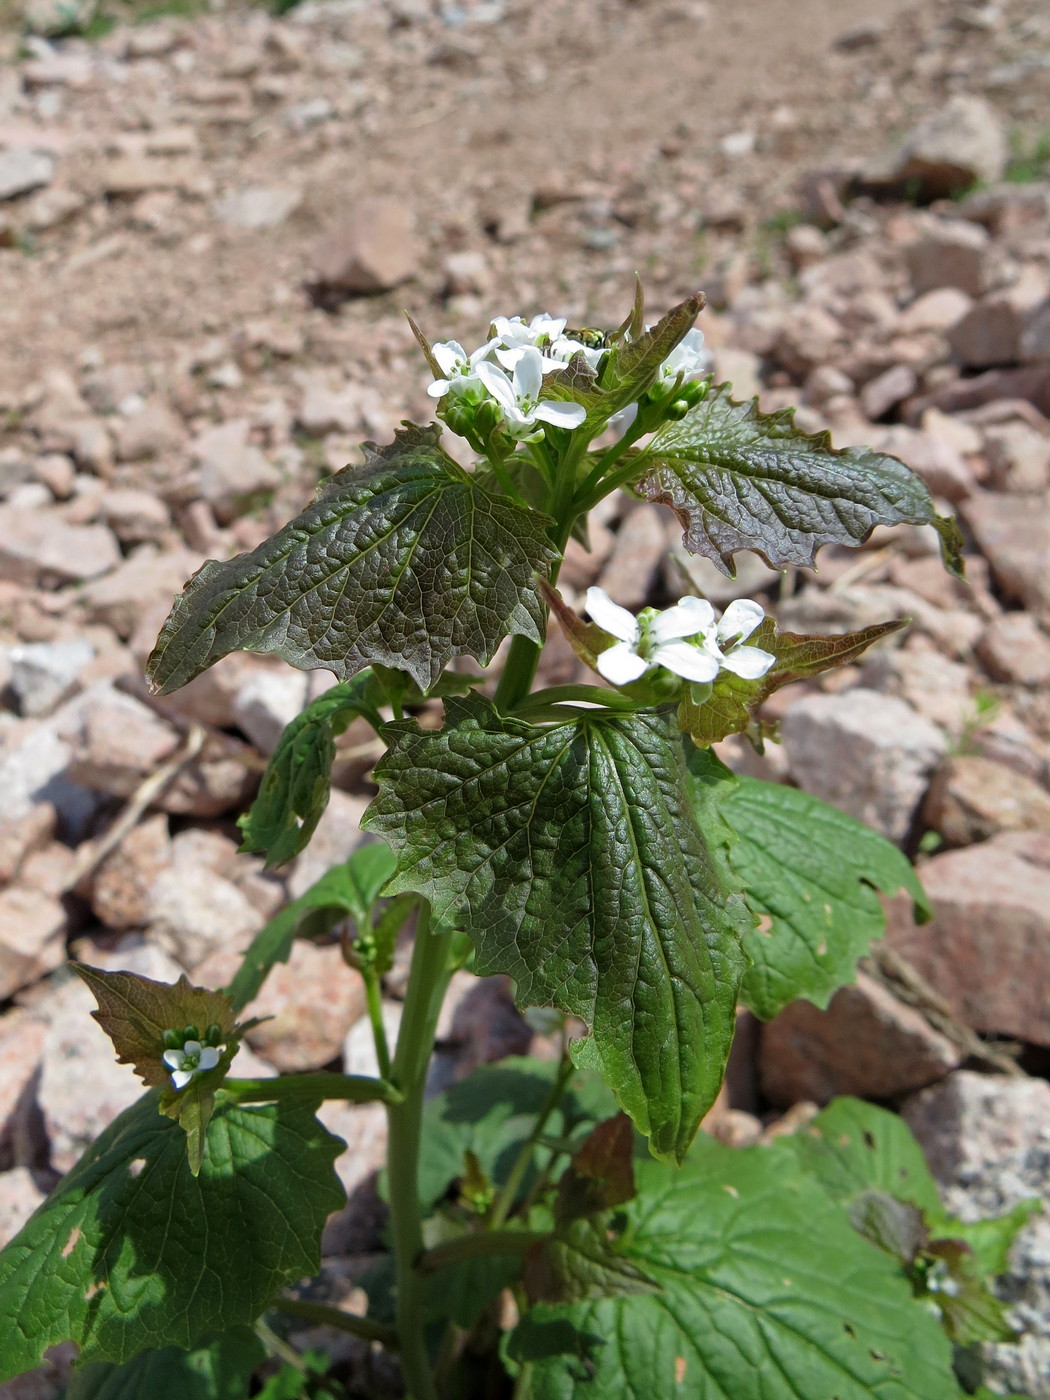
1,0,1049,1394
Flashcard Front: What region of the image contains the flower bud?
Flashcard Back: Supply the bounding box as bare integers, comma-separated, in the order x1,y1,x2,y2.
204,1023,223,1047
666,398,691,421
182,1025,200,1044
163,1028,182,1050
474,398,504,441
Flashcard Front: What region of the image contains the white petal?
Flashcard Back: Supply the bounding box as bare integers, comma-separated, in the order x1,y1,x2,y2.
722,645,776,680
198,1047,221,1071
171,1068,194,1090
182,1040,203,1056
475,360,517,410
652,640,720,683
529,314,566,339
716,599,765,645
162,1049,186,1070
534,400,587,430
432,341,466,375
468,336,500,366
585,587,639,643
597,642,648,685
426,379,452,398
606,402,638,439
651,596,714,643
511,346,544,401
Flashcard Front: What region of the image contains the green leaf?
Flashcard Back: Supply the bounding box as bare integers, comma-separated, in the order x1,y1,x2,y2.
934,1200,1040,1279
417,1057,617,1214
524,1217,659,1306
65,1330,265,1400
638,381,963,576
511,1135,963,1399
716,777,931,1019
364,697,750,1162
0,1095,344,1378
238,673,384,868
146,423,559,695
778,1098,942,1214
226,845,396,1012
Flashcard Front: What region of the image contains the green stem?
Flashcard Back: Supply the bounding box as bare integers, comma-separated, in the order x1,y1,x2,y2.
221,1073,401,1106
487,1053,575,1230
386,904,454,1400
274,1296,398,1349
363,968,392,1080
418,1229,549,1275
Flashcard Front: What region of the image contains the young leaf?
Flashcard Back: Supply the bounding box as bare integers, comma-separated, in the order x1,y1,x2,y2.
238,673,384,868
225,844,396,1012
146,423,558,695
715,777,931,1019
74,966,252,1174
677,616,907,747
363,696,750,1163
637,381,964,576
0,1095,344,1379
65,1329,265,1400
510,1137,963,1400
554,1115,636,1226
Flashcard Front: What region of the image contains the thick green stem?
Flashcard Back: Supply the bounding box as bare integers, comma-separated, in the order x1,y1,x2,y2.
221,1073,401,1106
386,904,454,1400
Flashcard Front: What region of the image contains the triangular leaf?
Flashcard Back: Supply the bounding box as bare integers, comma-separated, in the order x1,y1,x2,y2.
363,696,750,1162
714,777,931,1019
238,672,384,868
0,1095,344,1378
638,381,964,576
147,423,558,695
511,1136,963,1399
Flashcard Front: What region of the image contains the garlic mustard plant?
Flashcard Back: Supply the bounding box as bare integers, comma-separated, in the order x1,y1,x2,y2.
1,286,1015,1400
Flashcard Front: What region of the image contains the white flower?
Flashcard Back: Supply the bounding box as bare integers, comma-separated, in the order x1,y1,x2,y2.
586,587,720,686
654,326,709,387
426,338,498,399
475,347,587,438
706,598,776,679
162,1038,221,1091
585,588,776,687
550,335,606,372
491,313,567,352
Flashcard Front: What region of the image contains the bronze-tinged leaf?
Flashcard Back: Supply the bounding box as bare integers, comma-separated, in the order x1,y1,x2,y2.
556,1113,637,1226
74,966,240,1090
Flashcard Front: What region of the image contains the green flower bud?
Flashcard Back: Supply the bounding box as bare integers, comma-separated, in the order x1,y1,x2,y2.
666,398,691,421
204,1023,223,1047
162,1028,182,1050
182,1025,200,1045
474,398,504,441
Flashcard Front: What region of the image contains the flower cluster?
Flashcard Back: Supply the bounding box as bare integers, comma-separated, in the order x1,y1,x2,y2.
426,312,708,443
585,587,776,688
162,1027,223,1091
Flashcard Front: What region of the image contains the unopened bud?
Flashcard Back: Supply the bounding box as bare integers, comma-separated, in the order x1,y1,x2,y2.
666,398,691,421
182,1025,200,1045
204,1023,223,1047
163,1028,182,1050
474,398,504,440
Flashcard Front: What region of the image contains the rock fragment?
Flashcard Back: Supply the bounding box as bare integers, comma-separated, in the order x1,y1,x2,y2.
311,197,418,299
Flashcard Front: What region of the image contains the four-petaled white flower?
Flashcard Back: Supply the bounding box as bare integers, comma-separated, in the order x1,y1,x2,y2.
163,1038,221,1091
585,587,775,687
490,313,567,352
550,335,606,372
654,326,709,387
475,347,587,438
426,338,499,400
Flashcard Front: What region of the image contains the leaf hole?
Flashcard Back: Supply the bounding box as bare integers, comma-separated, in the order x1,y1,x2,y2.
675,1357,687,1384
816,941,828,956
843,1323,856,1339
869,1349,886,1363
756,913,773,937
84,1281,105,1301
128,1157,147,1177
862,1131,876,1150
61,1227,81,1259
721,1184,739,1198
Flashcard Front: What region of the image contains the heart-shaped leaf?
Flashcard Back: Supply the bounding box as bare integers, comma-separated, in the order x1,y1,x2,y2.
363,696,750,1162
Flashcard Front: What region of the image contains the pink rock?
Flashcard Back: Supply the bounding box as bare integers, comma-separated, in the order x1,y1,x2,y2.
923,755,1050,847
0,888,67,1001
89,813,172,931
0,508,119,588
886,831,1050,1046
77,546,204,640
760,972,961,1105
312,197,418,297
903,220,990,298
961,490,1050,614
977,612,1050,686
0,1010,48,1161
0,1168,46,1249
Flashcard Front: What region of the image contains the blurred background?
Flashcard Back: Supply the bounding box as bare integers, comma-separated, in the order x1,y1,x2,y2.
0,0,1048,1394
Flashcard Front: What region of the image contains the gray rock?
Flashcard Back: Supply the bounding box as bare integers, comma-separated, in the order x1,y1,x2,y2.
97,489,172,546
0,149,53,203
780,687,947,842
8,639,95,718
0,1168,46,1250
0,711,99,840
760,972,961,1106
149,832,260,971
903,1072,1050,1399
191,418,280,524
233,668,308,754
0,508,119,588
213,185,302,230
